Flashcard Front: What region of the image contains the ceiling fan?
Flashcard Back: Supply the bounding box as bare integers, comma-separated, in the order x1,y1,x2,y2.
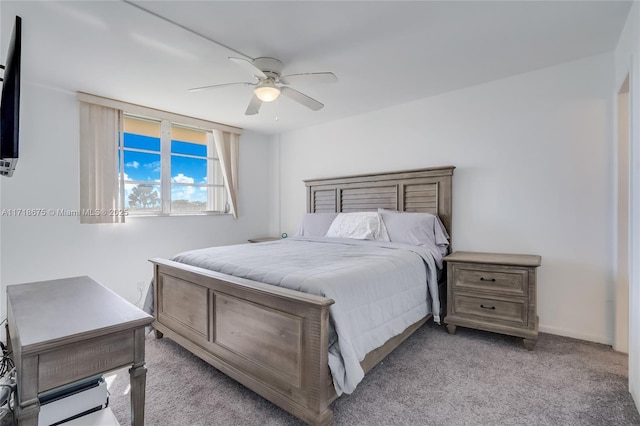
189,57,337,115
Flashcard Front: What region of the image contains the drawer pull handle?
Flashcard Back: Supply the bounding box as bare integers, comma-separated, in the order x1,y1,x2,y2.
480,304,496,310
480,277,496,282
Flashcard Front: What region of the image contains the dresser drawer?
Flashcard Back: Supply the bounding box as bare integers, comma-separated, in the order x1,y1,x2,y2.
451,264,528,296
452,293,527,326
38,331,135,392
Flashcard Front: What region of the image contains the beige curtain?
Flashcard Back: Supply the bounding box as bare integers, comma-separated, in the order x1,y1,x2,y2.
213,130,239,219
79,102,124,224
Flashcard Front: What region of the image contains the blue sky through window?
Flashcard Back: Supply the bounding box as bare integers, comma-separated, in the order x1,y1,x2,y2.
122,134,208,185
121,133,214,210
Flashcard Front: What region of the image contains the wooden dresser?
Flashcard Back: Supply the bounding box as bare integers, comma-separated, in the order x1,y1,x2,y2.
443,251,542,350
7,276,153,425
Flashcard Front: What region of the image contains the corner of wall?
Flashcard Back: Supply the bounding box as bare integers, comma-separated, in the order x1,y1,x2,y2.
268,133,281,237
614,0,640,411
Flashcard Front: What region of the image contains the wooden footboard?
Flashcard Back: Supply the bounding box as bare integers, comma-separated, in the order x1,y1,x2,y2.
151,258,335,425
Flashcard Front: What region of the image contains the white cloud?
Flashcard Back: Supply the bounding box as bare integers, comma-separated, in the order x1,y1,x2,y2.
144,160,161,173
125,161,140,169
171,174,206,202
172,173,195,184
172,186,196,200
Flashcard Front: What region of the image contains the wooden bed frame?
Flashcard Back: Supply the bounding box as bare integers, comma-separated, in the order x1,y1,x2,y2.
150,166,454,425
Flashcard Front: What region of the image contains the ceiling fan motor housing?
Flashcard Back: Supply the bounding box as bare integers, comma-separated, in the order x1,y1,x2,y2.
253,57,284,79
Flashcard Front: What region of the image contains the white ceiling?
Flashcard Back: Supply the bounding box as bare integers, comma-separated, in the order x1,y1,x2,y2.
0,1,632,135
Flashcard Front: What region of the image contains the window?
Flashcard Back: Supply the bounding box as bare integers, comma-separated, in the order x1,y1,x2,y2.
77,92,241,224
120,115,228,215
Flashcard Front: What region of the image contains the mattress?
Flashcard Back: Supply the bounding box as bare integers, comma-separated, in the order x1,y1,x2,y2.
167,237,440,395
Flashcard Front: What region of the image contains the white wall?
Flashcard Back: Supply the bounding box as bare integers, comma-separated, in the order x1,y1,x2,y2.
615,0,640,412
0,82,273,320
277,53,615,345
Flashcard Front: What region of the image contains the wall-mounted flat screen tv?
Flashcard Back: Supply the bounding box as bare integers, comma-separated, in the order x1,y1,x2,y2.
1,16,22,177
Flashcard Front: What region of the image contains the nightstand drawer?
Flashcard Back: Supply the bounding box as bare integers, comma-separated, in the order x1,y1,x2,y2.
452,293,527,326
451,264,527,296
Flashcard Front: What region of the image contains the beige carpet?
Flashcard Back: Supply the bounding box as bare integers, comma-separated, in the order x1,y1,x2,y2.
103,322,640,426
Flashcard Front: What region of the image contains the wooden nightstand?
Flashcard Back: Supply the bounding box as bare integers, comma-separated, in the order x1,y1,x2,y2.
443,251,542,350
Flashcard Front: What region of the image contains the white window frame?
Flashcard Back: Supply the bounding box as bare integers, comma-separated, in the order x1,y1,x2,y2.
120,114,228,216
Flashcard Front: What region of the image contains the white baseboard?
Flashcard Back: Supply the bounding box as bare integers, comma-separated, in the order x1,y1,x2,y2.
539,324,613,346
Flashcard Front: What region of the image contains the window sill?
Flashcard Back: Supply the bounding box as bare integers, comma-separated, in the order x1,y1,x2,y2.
127,211,232,218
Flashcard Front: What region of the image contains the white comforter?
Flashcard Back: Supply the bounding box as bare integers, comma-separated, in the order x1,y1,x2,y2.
170,237,440,395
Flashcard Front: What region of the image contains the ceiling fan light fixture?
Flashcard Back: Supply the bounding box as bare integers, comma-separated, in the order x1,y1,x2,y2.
254,81,281,102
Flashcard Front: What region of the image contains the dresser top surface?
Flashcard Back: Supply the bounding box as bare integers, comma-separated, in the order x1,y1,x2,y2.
7,276,152,350
444,251,542,267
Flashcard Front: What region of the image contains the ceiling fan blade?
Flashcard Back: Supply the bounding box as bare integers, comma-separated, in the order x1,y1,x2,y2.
245,94,262,115
229,57,267,79
188,82,253,93
279,72,337,85
280,86,324,111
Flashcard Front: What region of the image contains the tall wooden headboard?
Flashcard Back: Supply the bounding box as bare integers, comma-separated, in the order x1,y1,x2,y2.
304,166,455,238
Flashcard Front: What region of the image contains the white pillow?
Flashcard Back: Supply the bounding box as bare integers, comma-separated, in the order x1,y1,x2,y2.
378,209,449,256
293,212,339,237
325,212,390,241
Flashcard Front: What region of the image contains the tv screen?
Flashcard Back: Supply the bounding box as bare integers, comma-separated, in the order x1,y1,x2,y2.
0,16,22,177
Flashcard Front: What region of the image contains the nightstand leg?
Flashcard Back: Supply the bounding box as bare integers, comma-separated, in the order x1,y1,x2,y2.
154,329,163,339
446,324,457,335
523,338,536,351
